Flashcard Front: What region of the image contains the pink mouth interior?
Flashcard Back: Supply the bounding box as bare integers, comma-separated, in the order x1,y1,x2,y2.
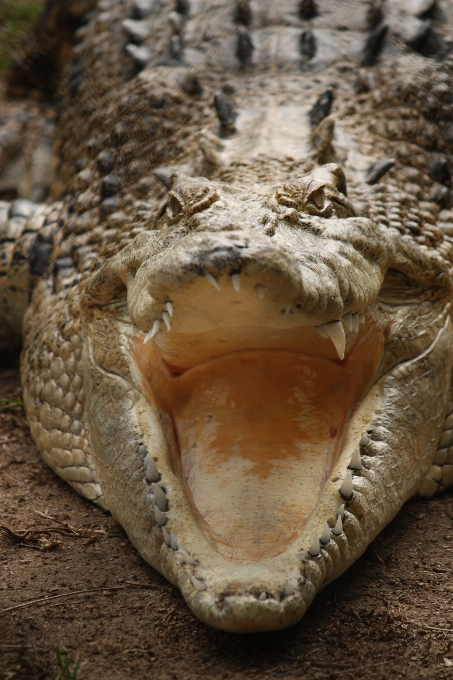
134,323,383,562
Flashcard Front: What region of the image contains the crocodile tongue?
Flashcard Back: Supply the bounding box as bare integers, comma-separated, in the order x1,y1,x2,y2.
135,325,383,562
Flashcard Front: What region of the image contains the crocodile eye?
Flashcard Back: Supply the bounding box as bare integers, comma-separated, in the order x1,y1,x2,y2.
167,193,184,219
307,187,325,210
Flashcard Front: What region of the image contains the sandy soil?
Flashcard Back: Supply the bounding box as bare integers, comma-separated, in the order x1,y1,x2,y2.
1,359,453,680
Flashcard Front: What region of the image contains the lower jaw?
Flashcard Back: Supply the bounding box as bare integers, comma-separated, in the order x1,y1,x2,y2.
133,330,383,562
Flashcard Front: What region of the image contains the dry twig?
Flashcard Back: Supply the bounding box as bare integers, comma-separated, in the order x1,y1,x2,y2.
411,620,453,633
1,582,156,613
0,511,114,550
331,659,392,676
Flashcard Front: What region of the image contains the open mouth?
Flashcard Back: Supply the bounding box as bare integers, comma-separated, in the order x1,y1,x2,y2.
132,268,385,562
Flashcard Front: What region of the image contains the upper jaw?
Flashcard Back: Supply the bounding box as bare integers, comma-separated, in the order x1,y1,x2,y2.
127,218,388,345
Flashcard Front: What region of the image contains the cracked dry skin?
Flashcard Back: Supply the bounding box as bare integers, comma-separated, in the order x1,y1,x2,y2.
2,0,453,633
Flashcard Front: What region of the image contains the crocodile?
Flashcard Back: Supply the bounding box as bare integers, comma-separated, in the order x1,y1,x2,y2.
2,0,453,633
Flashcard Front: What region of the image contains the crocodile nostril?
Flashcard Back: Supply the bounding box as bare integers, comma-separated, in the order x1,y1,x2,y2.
308,187,325,210
167,194,184,219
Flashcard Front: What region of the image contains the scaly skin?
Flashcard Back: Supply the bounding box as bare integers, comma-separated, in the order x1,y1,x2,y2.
2,0,453,632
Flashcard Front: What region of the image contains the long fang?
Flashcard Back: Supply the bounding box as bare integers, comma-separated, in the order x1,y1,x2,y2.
320,522,330,544
162,310,171,331
332,515,343,536
348,446,362,470
144,319,162,343
308,535,320,556
340,470,353,498
231,273,241,291
205,273,220,290
324,321,346,360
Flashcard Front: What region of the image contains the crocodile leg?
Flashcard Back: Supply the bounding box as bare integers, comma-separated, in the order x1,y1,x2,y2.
0,197,105,507
21,275,106,508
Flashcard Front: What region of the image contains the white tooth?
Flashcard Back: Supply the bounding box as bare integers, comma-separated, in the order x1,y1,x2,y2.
338,503,345,521
308,535,320,556
352,313,360,333
151,319,162,339
190,575,207,591
178,552,196,566
162,310,171,331
315,325,329,338
138,444,148,460
154,505,167,526
340,470,353,498
165,301,173,317
205,273,220,290
170,531,178,551
259,592,266,601
359,313,365,324
144,319,162,343
342,313,353,333
144,453,160,482
255,284,265,299
332,515,343,536
360,433,370,447
324,321,346,360
131,324,140,335
285,303,292,315
151,483,168,511
348,446,362,470
320,522,331,544
178,544,197,565
162,526,171,546
231,273,241,292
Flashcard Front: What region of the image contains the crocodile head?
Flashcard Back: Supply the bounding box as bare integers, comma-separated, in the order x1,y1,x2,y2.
82,163,452,632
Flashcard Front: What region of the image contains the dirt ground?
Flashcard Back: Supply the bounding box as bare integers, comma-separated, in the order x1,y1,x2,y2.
1,359,453,680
